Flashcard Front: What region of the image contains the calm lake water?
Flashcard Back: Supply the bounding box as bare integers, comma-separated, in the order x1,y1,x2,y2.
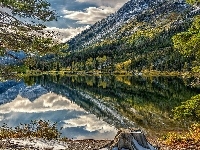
0,75,199,139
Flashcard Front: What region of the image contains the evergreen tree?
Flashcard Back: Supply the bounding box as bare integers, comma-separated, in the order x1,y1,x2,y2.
172,15,200,72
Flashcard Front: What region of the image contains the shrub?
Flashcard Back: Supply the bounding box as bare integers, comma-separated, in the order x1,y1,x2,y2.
173,94,200,121
0,120,61,140
162,123,200,145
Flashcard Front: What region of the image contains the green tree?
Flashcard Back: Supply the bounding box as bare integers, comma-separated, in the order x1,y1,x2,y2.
186,0,200,5
173,94,200,122
172,15,200,72
0,0,63,54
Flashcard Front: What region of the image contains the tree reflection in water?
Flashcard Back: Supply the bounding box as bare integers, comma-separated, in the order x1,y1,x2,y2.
28,74,199,137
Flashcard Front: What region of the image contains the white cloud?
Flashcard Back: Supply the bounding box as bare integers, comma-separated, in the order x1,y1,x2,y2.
62,114,117,139
44,25,90,42
63,0,129,25
0,115,4,122
0,93,83,113
63,115,115,133
63,6,115,24
75,0,129,8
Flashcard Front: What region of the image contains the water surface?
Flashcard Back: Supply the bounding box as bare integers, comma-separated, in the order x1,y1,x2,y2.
0,75,199,138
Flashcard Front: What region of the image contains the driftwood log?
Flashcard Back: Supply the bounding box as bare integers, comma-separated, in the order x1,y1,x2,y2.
110,129,157,150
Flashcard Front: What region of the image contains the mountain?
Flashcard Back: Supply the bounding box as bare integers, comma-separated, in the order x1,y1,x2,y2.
63,0,199,73
67,0,198,51
5,0,197,74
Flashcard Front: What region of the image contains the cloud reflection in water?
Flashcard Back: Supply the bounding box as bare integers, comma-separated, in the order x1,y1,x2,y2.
0,93,117,139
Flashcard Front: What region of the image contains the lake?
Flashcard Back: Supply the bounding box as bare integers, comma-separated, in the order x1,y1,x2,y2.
0,74,199,139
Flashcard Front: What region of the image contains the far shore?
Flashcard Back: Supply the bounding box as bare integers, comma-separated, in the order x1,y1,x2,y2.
3,69,199,77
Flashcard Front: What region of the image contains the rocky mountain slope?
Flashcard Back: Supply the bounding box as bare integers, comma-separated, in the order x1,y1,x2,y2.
67,0,199,52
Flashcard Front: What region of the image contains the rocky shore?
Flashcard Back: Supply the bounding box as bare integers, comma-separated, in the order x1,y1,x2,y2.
0,138,112,150
0,130,157,150
1,137,200,150
0,129,199,150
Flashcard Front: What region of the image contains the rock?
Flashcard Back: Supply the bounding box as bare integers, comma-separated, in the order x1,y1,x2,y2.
110,129,157,150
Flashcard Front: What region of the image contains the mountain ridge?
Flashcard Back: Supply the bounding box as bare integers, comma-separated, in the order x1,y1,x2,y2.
67,0,197,52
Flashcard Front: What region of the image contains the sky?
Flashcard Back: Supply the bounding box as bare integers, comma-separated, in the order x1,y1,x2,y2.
45,0,129,42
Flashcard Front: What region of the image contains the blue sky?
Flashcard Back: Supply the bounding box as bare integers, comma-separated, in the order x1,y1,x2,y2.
44,0,129,42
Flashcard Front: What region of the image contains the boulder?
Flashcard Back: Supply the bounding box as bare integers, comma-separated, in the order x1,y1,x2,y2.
110,129,157,150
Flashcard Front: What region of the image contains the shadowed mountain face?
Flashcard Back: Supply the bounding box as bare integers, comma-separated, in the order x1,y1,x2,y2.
67,0,198,51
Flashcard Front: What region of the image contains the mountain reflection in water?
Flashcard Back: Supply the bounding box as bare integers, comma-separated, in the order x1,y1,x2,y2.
0,74,199,138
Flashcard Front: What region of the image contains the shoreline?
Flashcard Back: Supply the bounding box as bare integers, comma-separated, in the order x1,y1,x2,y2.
19,70,200,77
1,136,199,150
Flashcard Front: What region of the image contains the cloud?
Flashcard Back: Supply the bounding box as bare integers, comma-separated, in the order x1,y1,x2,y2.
75,0,129,8
62,0,129,25
0,115,4,122
62,114,117,139
0,93,83,113
0,6,12,14
44,25,90,42
63,6,116,24
63,115,115,133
